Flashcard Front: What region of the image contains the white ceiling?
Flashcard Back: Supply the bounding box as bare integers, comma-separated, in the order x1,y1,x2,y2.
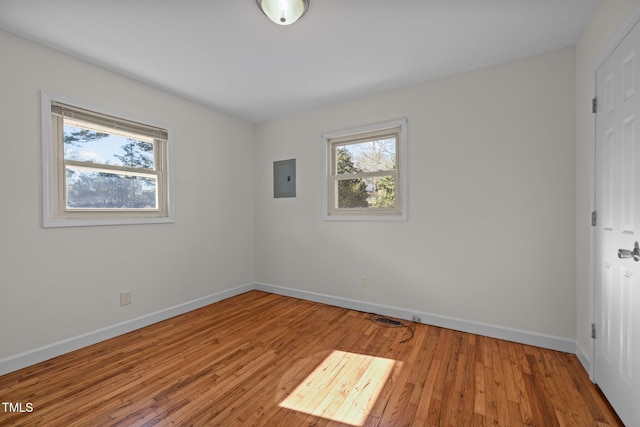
0,0,598,123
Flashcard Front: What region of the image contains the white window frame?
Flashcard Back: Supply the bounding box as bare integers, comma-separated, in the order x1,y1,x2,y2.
322,118,408,221
41,91,175,227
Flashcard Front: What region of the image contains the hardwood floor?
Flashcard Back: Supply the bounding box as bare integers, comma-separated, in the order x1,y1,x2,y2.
0,291,622,426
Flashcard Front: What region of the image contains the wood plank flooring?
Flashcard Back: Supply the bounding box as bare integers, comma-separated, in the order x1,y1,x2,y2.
0,291,622,426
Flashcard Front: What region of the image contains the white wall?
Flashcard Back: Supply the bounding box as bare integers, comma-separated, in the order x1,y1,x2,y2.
0,30,255,361
575,0,639,365
254,47,577,341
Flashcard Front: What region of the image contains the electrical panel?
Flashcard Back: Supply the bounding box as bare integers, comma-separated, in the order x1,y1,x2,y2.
273,159,296,198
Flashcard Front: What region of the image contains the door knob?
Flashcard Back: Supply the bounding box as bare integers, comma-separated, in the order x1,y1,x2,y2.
618,241,640,261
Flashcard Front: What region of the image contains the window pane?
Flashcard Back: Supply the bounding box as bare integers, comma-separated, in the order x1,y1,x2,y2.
66,168,157,209
64,124,155,169
336,138,396,174
337,175,396,208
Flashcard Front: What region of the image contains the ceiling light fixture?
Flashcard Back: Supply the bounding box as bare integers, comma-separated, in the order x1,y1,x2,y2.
256,0,309,26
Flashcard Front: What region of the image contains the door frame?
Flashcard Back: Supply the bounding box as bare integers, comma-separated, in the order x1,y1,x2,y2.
589,3,640,382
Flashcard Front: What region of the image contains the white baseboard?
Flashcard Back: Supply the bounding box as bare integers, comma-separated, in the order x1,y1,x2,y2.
575,342,591,378
0,283,254,376
255,282,577,354
1,281,582,377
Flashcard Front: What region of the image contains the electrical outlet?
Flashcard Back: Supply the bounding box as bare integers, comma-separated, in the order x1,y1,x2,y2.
360,276,368,288
411,315,421,323
120,290,132,306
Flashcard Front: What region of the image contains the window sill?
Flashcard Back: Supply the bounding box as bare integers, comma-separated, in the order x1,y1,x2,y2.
322,213,407,222
43,216,175,228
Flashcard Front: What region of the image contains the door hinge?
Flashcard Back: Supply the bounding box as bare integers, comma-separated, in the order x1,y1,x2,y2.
592,97,598,114
591,323,596,339
592,210,597,227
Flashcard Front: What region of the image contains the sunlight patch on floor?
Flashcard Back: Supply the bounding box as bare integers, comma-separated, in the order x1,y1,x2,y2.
279,350,398,426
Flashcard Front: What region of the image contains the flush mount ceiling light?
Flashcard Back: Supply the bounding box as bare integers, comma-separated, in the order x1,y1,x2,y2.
257,0,309,26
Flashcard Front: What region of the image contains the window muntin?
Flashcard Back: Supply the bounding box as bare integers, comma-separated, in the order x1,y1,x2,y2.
42,92,174,227
323,119,407,220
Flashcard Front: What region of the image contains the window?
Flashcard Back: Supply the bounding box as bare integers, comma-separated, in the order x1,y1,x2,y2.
322,118,407,220
42,92,174,227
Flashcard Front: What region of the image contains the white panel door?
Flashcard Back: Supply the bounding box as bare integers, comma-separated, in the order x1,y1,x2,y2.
595,20,640,427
